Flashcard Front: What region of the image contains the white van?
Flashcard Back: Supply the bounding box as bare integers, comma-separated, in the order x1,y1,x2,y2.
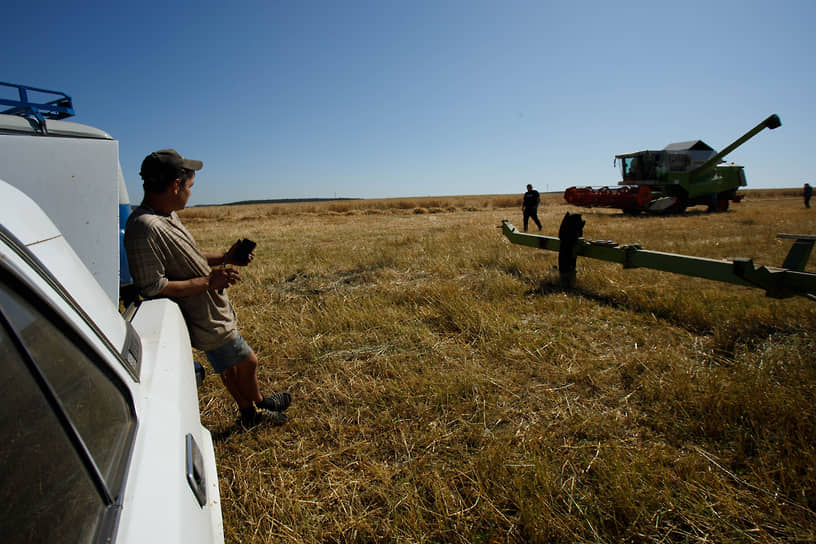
0,83,223,543
0,180,223,543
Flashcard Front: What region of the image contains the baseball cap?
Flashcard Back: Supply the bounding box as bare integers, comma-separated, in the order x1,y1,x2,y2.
140,149,203,178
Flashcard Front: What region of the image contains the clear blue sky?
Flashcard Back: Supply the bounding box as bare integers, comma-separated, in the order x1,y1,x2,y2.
3,0,814,206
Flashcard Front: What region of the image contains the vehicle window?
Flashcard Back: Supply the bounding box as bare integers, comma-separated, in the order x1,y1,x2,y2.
623,157,638,180
641,153,657,179
669,153,690,171
0,277,135,491
0,317,105,544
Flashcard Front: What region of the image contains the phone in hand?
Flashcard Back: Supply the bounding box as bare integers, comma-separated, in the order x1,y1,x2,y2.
232,238,256,265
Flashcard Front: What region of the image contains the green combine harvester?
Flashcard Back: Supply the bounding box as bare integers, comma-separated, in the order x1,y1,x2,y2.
564,114,781,214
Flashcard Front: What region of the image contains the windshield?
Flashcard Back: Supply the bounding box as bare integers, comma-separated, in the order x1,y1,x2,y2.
621,153,658,181
622,157,640,181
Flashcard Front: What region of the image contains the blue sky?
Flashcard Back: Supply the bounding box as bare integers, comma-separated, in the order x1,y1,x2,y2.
3,0,814,206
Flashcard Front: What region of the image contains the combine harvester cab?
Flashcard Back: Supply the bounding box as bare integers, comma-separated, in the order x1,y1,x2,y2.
565,114,781,214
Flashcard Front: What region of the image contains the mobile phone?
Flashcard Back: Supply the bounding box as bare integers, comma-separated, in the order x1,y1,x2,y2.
232,238,256,264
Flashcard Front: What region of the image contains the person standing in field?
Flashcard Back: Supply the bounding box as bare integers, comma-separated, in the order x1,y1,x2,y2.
124,149,291,428
805,183,813,208
522,183,542,231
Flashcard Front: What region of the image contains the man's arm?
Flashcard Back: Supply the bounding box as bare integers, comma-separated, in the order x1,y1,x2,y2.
158,276,211,297
202,251,226,267
157,267,241,297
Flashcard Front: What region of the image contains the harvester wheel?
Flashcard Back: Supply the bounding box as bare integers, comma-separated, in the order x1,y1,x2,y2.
708,196,730,213
668,193,688,214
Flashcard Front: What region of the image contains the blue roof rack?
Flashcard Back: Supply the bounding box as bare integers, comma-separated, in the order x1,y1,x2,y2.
0,82,75,133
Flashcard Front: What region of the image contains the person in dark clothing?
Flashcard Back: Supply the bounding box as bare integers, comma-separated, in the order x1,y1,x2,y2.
522,184,542,231
805,183,813,208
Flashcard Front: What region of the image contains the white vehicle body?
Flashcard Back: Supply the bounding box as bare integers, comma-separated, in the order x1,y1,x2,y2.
0,113,130,304
0,127,223,540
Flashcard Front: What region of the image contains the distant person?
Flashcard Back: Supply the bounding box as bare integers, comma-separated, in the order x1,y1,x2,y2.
805,183,813,208
124,149,291,428
522,184,542,231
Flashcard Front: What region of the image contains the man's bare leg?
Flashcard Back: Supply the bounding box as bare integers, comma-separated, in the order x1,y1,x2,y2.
219,352,262,409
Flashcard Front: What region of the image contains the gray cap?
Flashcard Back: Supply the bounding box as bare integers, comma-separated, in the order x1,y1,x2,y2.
140,149,203,178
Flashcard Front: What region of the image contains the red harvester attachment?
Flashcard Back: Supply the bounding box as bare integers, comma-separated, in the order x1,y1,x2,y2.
564,185,653,212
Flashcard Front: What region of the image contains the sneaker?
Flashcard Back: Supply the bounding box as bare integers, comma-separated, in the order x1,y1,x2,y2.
239,407,287,429
256,392,291,413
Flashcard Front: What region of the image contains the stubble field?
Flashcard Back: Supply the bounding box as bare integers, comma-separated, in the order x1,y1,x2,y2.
181,189,816,543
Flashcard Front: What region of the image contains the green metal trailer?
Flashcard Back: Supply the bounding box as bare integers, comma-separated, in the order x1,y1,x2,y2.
499,214,816,301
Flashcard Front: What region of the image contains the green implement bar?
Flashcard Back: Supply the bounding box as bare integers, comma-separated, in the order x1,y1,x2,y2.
499,219,816,301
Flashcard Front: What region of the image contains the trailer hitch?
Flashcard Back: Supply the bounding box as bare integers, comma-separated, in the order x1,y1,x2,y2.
499,213,816,301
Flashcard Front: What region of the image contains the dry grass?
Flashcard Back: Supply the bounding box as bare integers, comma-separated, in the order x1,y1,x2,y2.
183,190,816,543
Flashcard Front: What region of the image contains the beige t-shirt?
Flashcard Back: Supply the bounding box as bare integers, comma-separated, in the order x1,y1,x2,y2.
124,205,238,351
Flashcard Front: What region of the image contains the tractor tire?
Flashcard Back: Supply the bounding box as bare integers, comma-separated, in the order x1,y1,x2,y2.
667,190,688,214
708,193,731,212
709,190,735,212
